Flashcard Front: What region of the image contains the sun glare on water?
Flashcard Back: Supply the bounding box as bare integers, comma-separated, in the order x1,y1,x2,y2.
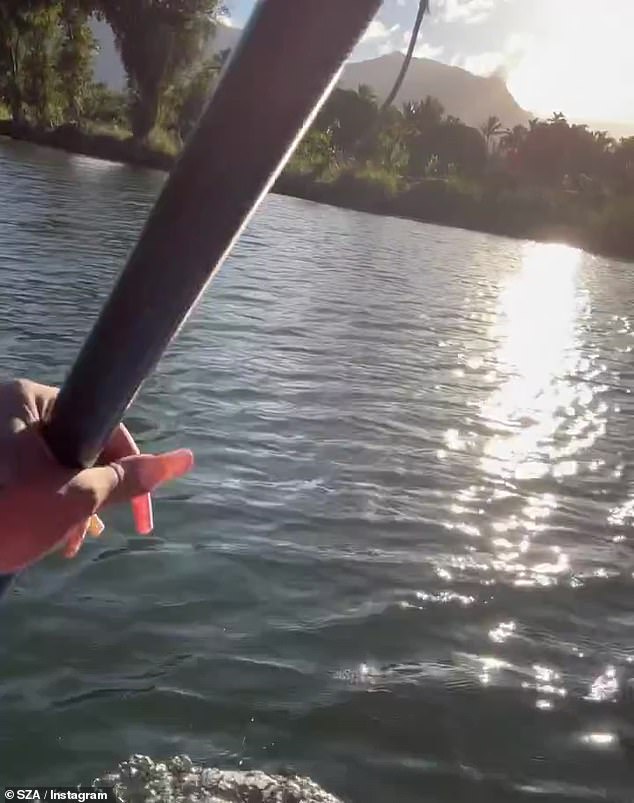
481,243,587,482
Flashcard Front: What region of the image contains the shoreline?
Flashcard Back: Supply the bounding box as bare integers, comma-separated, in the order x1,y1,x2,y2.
1,120,631,263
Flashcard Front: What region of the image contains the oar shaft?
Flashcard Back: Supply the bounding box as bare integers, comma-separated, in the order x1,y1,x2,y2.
44,0,381,469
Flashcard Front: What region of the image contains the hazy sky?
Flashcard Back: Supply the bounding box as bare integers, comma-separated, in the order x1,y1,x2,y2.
222,0,634,124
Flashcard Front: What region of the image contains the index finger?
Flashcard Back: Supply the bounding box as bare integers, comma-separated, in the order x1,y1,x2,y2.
99,422,154,535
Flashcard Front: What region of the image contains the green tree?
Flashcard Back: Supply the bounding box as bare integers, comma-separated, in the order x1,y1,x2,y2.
20,3,62,127
480,115,503,152
290,127,336,176
83,81,128,126
0,0,57,123
501,124,527,152
402,96,445,133
56,2,97,123
315,86,379,153
165,49,227,141
98,0,221,141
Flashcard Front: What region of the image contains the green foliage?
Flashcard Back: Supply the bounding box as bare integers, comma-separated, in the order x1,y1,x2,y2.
83,82,128,126
82,119,129,139
590,197,634,258
20,3,61,127
98,0,222,141
163,51,225,142
0,0,97,127
505,113,617,186
147,124,179,156
56,4,96,123
0,0,56,123
354,163,403,196
315,87,379,153
328,162,403,208
289,128,336,177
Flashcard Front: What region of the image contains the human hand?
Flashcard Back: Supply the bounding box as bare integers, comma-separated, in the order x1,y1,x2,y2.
0,380,194,574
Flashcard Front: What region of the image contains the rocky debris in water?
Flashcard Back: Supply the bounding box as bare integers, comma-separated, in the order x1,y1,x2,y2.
93,753,343,803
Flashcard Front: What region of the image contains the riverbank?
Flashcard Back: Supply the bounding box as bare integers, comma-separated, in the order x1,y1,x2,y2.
0,119,173,171
2,119,632,262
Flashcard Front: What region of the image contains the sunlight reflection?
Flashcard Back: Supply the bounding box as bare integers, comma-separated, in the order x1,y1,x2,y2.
489,620,516,644
586,666,620,702
438,243,609,599
521,664,567,708
580,732,617,747
481,243,586,482
479,656,511,687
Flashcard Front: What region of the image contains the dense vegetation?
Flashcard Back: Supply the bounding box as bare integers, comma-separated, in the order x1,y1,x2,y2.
0,0,223,144
1,0,633,260
284,89,634,260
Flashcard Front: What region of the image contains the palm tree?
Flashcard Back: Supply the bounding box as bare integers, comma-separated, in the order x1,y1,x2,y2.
379,0,430,115
353,1,429,155
501,124,527,152
480,115,503,151
403,95,444,133
548,111,568,125
593,129,615,153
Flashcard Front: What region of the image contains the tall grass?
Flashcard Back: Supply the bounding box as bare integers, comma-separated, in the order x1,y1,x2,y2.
82,120,131,141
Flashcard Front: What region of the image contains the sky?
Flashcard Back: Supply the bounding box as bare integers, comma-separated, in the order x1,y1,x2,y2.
221,0,634,125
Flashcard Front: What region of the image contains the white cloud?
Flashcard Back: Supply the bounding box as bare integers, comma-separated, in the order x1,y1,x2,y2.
452,33,532,77
436,0,496,25
355,14,444,62
460,50,504,75
362,19,401,43
400,29,444,59
413,42,445,59
218,11,238,28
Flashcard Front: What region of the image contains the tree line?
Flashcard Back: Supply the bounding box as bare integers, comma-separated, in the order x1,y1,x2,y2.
284,85,634,260
0,0,223,141
295,84,634,195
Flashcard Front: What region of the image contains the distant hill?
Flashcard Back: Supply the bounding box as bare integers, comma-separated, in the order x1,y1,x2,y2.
339,52,530,129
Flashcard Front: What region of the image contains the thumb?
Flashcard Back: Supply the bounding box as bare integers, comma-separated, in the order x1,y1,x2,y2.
66,449,194,515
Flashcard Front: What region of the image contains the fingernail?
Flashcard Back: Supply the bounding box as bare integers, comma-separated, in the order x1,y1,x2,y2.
141,449,194,490
163,449,195,476
88,515,105,537
132,493,154,535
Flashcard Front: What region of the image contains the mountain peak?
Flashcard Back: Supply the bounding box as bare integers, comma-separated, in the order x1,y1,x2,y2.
340,52,531,129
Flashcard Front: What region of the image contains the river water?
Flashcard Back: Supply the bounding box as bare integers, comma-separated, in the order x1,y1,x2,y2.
1,138,634,802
